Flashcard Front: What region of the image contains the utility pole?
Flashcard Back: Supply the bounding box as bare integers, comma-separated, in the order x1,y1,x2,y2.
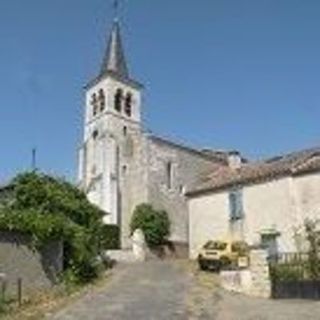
31,147,37,171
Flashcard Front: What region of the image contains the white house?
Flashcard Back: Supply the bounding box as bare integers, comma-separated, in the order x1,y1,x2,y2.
187,148,320,259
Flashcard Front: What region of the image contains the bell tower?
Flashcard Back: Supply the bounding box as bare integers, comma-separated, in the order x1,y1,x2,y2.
78,16,143,225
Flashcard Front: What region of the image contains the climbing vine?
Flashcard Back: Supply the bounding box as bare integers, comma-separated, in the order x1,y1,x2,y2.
0,172,109,283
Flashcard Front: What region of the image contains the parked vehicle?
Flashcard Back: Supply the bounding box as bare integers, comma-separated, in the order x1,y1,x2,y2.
197,240,249,271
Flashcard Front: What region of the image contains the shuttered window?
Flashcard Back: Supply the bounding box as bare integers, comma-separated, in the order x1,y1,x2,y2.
228,189,244,220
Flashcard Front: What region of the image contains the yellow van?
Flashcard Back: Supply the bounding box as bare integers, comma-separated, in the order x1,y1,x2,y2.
197,240,249,271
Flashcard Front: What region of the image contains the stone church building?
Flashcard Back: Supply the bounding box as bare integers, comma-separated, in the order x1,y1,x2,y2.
77,20,231,249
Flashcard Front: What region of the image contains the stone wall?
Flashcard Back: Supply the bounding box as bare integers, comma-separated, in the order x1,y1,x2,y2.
249,249,271,298
0,232,63,294
220,249,271,298
147,136,223,247
119,132,149,248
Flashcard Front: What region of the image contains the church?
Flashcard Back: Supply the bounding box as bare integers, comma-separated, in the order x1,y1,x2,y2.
77,19,233,251
78,15,320,258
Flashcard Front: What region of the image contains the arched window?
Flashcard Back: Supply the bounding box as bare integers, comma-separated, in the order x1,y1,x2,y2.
91,93,98,116
98,89,105,112
92,129,99,140
123,126,127,136
125,93,132,117
114,88,123,112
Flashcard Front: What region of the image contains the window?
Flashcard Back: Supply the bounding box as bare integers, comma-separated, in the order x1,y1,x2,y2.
204,241,227,250
123,126,127,136
228,189,244,220
166,161,173,189
93,105,98,117
92,129,99,140
260,231,280,257
114,88,123,112
91,93,98,116
124,93,132,117
98,89,105,111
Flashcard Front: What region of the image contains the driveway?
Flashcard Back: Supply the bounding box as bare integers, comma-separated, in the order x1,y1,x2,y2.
49,260,320,320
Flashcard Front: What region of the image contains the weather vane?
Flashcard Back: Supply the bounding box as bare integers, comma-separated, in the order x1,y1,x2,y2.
113,0,120,21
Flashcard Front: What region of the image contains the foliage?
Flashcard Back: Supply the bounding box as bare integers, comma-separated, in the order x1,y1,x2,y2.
270,218,320,282
269,263,304,281
130,203,170,247
98,224,120,250
304,219,320,279
0,171,108,283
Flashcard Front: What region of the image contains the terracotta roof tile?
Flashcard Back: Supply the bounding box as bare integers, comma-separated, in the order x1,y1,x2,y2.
188,147,320,196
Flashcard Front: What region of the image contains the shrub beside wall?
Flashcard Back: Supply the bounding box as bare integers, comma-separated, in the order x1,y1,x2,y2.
0,172,107,284
130,203,170,247
99,225,120,250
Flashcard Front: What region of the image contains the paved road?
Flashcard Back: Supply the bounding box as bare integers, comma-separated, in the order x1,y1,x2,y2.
49,261,190,320
49,260,320,320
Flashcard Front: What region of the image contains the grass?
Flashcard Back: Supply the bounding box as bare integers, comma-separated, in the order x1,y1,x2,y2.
0,270,113,320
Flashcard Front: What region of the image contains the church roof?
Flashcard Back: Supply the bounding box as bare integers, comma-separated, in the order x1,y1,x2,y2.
187,147,320,197
149,135,231,164
100,20,129,79
85,20,143,90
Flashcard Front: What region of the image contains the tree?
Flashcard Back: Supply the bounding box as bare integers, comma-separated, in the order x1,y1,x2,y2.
0,171,110,283
130,203,170,247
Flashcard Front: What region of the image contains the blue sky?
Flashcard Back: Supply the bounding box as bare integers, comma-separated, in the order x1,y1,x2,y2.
1,0,320,182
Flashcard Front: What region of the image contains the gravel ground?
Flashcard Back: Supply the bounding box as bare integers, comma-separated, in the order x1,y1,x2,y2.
48,260,320,320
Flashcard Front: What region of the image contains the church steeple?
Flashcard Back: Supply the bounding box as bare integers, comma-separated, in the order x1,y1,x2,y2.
80,2,143,232
100,20,129,79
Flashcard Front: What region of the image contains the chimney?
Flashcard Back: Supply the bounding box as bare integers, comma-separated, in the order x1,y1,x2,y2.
228,151,242,169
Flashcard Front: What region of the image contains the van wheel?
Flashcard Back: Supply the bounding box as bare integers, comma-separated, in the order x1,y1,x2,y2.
199,260,207,270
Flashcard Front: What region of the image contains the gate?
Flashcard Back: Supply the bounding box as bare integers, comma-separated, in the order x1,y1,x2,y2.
269,252,320,299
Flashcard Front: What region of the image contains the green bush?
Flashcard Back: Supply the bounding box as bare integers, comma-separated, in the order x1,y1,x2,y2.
269,264,304,281
99,224,120,250
304,219,320,279
130,203,170,247
0,171,107,284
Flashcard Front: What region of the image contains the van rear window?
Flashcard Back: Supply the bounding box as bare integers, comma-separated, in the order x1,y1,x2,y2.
204,241,227,250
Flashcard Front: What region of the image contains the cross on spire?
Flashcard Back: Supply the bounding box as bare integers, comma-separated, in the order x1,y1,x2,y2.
113,0,120,21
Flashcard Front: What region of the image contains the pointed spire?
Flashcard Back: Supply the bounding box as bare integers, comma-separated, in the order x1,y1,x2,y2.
100,20,129,79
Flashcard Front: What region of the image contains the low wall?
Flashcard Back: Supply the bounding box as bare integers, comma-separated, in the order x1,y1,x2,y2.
0,231,63,294
220,249,271,298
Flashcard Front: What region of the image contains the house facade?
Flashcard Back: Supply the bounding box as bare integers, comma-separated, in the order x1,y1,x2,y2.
187,149,320,259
